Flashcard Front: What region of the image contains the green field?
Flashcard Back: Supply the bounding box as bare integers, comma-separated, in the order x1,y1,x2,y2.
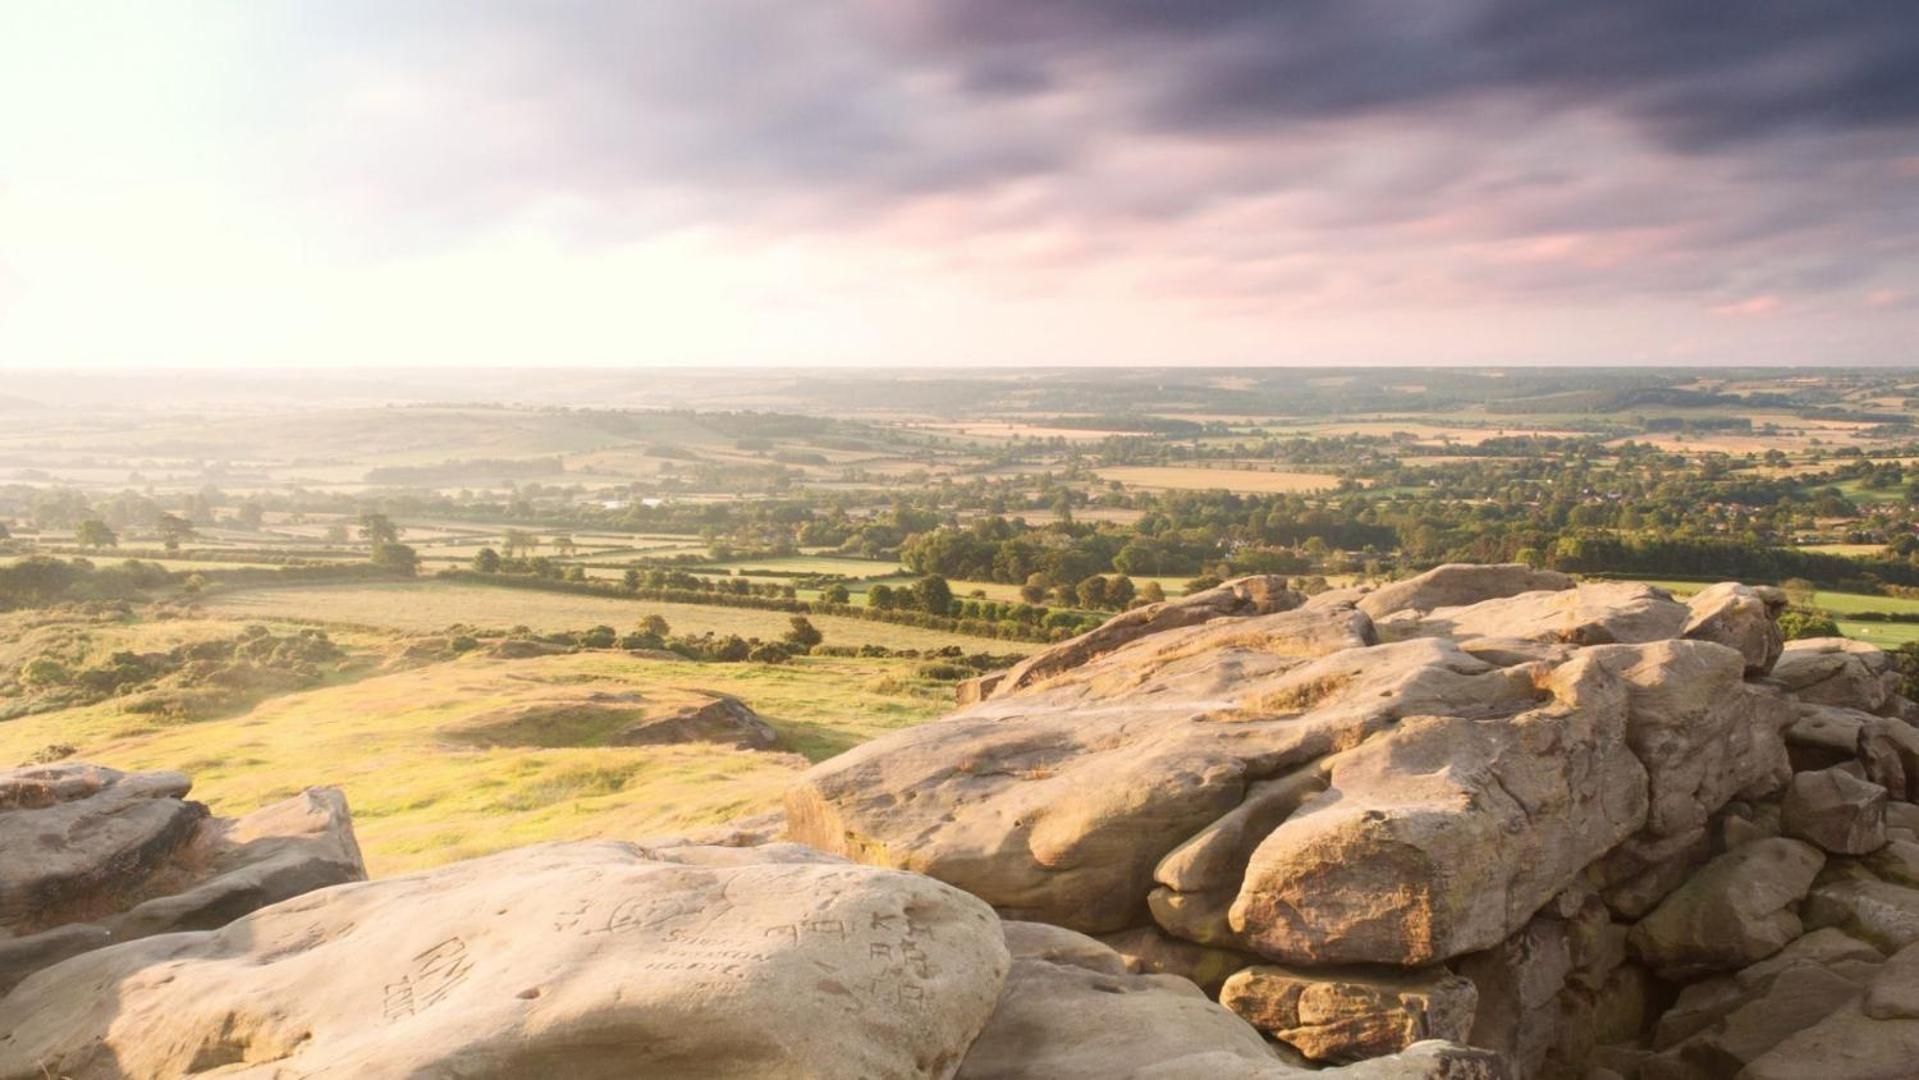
0,646,955,876
198,580,1016,652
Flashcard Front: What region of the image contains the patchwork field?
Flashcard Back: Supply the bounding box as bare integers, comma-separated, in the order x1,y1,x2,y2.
1095,465,1345,494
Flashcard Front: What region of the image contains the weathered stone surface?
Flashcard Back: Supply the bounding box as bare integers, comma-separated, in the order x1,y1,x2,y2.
1657,962,1866,1076
986,575,1306,699
787,601,1415,933
1781,765,1888,855
0,764,205,933
104,786,365,941
1865,940,1919,1019
1230,647,1647,965
1772,637,1900,714
1099,924,1254,996
1681,582,1785,676
1803,878,1919,952
1455,916,1573,1076
1591,827,1714,918
1627,837,1825,977
0,777,366,997
0,841,1011,1080
1220,964,1477,1063
1651,927,1883,1049
1740,997,1919,1080
1355,563,1571,621
1865,836,1919,887
960,924,1282,1079
1403,583,1691,649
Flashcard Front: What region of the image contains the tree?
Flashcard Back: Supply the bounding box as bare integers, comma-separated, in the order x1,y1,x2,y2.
867,584,896,610
0,521,12,541
912,574,954,616
358,512,400,546
639,614,671,638
552,534,578,557
1781,578,1818,610
1138,580,1166,605
323,522,349,545
75,519,117,550
370,542,419,576
1108,575,1136,608
471,547,502,573
622,568,642,590
1075,574,1110,610
156,513,195,552
503,529,538,557
822,583,850,604
237,502,265,529
783,615,823,651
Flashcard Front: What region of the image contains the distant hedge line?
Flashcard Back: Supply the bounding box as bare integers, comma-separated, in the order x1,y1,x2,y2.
432,569,1092,643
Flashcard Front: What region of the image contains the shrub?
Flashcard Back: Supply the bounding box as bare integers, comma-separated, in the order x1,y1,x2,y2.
21,657,71,688
1778,610,1840,641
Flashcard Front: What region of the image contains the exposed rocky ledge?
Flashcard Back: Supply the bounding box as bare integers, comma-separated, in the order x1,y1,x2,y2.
9,565,1919,1078
789,566,1919,1077
0,763,364,996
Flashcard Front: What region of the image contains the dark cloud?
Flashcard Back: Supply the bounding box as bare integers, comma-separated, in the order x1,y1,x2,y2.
900,0,1919,149
261,1,1917,311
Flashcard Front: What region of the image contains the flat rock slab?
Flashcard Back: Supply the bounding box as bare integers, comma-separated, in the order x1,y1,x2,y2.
0,764,204,933
0,841,1012,1080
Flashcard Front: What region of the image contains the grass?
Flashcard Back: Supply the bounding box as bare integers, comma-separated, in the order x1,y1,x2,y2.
1836,621,1919,646
0,647,957,876
196,580,1017,652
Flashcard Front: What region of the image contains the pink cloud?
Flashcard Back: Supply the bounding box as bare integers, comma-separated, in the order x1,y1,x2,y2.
1711,295,1783,317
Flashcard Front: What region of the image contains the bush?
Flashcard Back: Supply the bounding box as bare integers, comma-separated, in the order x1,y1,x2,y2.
1777,610,1841,641
21,657,71,688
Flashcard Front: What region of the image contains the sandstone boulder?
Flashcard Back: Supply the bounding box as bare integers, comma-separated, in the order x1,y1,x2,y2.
787,599,1390,933
1781,765,1888,855
1740,996,1919,1080
1401,583,1691,648
1219,964,1477,1062
959,924,1283,1079
0,764,203,932
1772,637,1900,714
1355,563,1572,620
1802,877,1919,952
983,575,1305,699
0,841,1011,1080
1680,582,1785,676
1627,837,1825,978
0,765,366,996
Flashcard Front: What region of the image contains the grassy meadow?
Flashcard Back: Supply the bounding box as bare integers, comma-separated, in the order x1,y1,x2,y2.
197,580,1006,652
0,644,956,876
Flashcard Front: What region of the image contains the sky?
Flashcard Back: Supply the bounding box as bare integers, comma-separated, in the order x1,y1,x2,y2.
1,2,1915,369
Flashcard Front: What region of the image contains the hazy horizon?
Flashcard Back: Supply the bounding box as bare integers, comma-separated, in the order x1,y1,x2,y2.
3,3,1915,369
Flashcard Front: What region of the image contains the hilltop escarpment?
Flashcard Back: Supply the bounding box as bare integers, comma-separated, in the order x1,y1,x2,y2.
9,565,1919,1078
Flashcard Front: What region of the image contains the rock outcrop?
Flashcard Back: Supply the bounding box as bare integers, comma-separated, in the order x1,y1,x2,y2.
17,567,1919,1079
788,569,1919,1077
0,764,364,995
